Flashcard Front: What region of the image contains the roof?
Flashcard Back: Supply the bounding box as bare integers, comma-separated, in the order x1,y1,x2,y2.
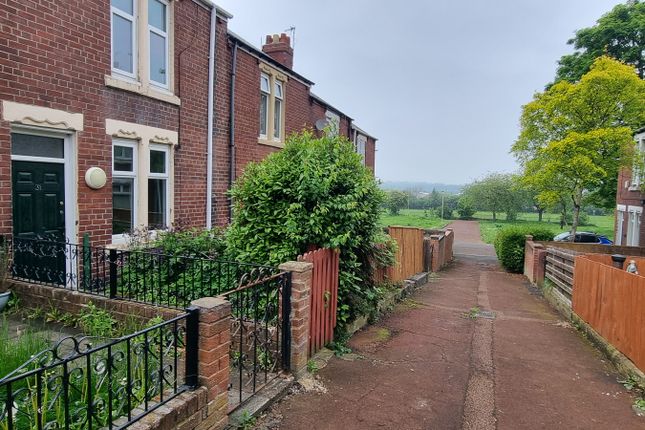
195,0,233,18
228,30,314,86
351,123,378,141
310,92,352,120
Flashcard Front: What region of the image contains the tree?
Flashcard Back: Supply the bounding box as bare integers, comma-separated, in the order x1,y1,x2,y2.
461,173,524,221
386,191,408,215
513,57,645,239
554,1,645,83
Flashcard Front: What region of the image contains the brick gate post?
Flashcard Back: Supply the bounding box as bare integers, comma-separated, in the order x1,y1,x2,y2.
279,261,313,378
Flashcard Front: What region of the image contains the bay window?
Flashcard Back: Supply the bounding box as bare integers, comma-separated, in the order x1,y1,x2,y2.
258,65,286,146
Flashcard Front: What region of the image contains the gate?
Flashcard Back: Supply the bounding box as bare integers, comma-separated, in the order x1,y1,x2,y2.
223,267,291,409
298,248,339,356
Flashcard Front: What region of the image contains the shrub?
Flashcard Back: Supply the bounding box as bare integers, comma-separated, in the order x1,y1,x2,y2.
457,200,475,219
226,131,384,328
494,226,553,273
386,191,408,215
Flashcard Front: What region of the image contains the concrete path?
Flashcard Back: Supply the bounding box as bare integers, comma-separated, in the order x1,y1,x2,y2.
264,220,643,429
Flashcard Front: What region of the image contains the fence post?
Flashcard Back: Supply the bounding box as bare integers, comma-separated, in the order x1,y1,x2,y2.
281,272,292,370
108,249,117,299
189,296,231,430
82,233,91,290
185,305,200,389
278,261,313,379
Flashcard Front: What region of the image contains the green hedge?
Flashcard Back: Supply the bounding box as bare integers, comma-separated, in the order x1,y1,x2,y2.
494,226,553,273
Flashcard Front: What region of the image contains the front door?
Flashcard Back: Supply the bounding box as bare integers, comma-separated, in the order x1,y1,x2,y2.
11,160,67,284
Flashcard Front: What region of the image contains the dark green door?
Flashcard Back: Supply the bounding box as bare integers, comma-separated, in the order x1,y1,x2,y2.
12,161,66,284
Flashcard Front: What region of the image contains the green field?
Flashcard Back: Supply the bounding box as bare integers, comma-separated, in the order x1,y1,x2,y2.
475,211,615,244
378,209,615,244
379,209,448,229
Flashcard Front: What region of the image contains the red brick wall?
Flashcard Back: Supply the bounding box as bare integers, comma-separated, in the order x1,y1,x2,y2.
365,136,376,171
0,0,212,244
615,167,645,245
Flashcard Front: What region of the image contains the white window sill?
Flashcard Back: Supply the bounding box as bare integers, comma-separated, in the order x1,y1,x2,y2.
258,137,285,148
105,75,181,106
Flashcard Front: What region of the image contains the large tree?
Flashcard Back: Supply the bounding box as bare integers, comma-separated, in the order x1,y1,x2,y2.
461,173,524,221
554,1,645,84
513,57,645,239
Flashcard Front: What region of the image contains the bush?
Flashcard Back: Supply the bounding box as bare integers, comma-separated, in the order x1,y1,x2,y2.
386,191,408,215
494,226,553,273
226,131,384,328
457,200,475,219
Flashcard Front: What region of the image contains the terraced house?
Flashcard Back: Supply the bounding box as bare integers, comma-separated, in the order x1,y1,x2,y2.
0,0,378,248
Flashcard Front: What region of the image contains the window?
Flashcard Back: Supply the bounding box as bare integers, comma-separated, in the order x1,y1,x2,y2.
630,137,645,189
148,145,169,229
355,134,367,165
258,65,286,146
325,110,340,137
260,74,270,137
112,141,137,238
111,0,137,77
148,0,168,88
273,81,283,140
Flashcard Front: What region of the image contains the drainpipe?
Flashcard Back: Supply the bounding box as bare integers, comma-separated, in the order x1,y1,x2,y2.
228,40,238,222
205,6,217,229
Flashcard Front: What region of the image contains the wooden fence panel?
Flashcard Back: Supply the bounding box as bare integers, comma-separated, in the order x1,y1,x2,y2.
388,226,424,283
298,248,339,357
572,256,645,373
545,247,577,302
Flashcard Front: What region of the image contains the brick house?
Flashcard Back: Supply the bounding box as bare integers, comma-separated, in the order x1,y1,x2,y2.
615,127,645,246
0,1,377,247
217,29,377,223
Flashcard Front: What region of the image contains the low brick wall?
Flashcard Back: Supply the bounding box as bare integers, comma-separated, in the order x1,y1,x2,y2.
523,237,546,286
428,228,454,272
4,280,180,323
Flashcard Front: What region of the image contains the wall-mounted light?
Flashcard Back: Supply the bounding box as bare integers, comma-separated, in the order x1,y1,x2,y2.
85,167,107,190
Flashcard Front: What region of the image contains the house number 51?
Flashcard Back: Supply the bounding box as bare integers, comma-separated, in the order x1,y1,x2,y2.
34,184,42,191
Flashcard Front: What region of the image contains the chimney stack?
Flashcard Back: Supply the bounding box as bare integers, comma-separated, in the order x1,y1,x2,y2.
262,33,293,69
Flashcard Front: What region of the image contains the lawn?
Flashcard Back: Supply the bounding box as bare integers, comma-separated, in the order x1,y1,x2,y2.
475,211,615,244
379,209,448,229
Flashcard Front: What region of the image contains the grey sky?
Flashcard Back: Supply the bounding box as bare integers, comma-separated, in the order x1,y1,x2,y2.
215,0,622,184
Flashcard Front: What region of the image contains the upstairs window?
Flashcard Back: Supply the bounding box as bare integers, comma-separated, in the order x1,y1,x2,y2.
356,134,367,165
273,81,283,140
325,110,340,136
631,137,645,189
111,0,137,77
149,0,169,88
260,74,270,137
258,65,286,146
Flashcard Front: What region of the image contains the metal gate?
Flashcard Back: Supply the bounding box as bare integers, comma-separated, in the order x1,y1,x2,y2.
223,267,291,409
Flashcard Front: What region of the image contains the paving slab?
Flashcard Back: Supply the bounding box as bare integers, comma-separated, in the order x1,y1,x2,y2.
260,221,643,429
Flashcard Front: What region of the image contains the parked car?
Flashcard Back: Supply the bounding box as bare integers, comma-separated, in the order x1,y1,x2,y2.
553,231,613,245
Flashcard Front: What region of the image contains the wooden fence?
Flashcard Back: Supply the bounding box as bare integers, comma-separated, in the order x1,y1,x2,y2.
545,247,577,302
297,248,339,356
387,226,424,283
572,256,645,373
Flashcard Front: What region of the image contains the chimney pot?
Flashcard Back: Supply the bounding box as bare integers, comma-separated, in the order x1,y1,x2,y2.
262,32,294,69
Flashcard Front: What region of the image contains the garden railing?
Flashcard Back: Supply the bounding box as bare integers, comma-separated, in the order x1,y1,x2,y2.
0,310,197,430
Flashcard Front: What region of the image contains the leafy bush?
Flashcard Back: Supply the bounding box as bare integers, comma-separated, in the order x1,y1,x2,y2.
494,226,553,273
386,191,408,215
457,200,475,219
226,131,384,328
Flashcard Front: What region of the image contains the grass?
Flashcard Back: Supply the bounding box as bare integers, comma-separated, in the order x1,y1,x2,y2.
379,209,448,229
0,316,49,379
474,211,615,244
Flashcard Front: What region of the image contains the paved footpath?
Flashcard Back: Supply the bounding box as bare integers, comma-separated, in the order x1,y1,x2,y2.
265,221,643,429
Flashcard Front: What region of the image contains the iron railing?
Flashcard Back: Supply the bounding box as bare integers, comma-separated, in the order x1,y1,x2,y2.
8,237,276,309
223,268,291,409
0,310,197,430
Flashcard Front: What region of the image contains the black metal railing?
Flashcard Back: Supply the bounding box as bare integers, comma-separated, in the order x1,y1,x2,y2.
8,237,279,309
0,310,198,430
223,268,291,409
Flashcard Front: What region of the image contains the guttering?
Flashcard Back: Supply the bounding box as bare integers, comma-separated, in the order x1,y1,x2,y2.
205,6,217,229
228,40,239,222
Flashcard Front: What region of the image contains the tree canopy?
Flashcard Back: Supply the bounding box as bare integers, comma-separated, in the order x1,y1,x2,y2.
513,57,645,237
554,1,645,83
460,173,526,221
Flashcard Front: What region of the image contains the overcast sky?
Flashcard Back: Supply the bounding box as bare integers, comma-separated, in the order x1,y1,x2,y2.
215,0,621,185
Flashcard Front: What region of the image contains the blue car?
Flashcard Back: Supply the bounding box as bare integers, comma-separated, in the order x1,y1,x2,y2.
553,231,613,245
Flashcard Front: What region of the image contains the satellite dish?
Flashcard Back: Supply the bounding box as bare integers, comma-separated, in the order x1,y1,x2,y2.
315,119,328,131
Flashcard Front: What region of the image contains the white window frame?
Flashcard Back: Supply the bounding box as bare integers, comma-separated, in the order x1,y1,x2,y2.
616,205,626,246
111,0,138,80
630,137,645,190
260,74,270,139
627,205,643,247
148,0,169,89
273,80,283,141
325,110,340,137
356,134,367,165
148,143,170,230
112,139,138,244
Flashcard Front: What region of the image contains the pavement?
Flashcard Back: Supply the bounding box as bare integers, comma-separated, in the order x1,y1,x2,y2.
259,220,644,429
